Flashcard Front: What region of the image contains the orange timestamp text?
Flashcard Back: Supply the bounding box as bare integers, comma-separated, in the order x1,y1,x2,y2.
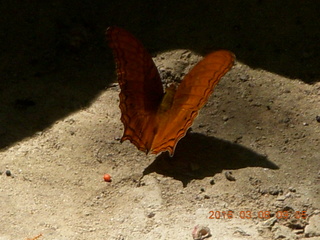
208,210,307,220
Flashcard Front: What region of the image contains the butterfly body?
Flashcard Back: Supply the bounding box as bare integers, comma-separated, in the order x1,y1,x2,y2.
107,26,235,156
158,84,177,113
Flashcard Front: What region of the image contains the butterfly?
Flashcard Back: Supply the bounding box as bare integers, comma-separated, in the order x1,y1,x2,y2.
107,26,234,156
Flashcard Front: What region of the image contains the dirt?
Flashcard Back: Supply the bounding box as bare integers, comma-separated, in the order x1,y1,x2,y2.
0,1,319,240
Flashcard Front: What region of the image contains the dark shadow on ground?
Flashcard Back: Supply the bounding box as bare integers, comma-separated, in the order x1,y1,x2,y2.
143,133,278,187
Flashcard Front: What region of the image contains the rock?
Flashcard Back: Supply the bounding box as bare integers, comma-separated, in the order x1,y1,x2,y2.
261,217,277,229
276,195,286,201
225,171,236,181
273,223,295,239
233,227,251,236
239,73,249,81
147,212,155,218
305,214,320,237
288,187,296,192
268,186,283,195
192,225,211,240
5,170,11,177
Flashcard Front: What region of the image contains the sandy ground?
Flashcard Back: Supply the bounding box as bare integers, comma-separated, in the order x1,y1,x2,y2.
0,1,319,240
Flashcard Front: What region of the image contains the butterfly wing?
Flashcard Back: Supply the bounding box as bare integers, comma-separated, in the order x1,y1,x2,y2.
150,50,235,156
106,27,164,153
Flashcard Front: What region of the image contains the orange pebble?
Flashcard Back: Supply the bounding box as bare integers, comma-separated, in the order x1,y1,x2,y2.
103,174,112,182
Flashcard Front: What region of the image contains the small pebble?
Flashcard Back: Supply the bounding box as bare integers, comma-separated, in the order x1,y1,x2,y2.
222,116,229,121
276,195,286,201
5,170,11,177
285,192,291,198
288,187,296,192
147,212,155,218
114,136,121,141
239,74,249,81
316,115,320,123
225,171,236,181
268,187,283,195
192,225,211,240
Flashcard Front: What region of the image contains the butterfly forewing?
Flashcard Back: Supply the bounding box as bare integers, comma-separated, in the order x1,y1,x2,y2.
106,27,164,153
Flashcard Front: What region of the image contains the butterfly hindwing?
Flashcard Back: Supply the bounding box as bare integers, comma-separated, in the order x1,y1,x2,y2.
150,51,235,155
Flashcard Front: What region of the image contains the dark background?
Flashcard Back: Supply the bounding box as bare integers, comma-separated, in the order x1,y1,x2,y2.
0,0,319,149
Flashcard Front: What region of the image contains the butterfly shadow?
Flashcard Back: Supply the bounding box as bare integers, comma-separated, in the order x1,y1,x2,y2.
143,132,278,187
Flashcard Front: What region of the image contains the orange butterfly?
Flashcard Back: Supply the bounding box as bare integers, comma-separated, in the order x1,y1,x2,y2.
107,26,234,156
